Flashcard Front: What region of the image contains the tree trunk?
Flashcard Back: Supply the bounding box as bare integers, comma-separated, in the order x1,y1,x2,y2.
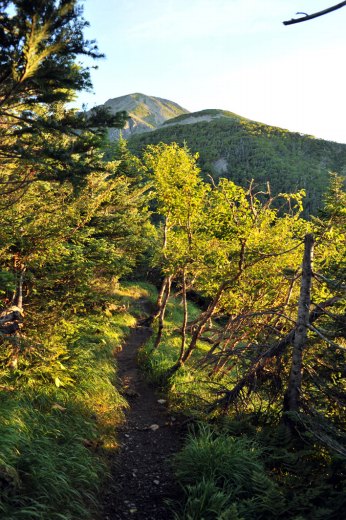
146,217,170,325
12,266,25,310
283,234,314,414
206,294,338,415
1,265,26,370
146,276,169,325
166,269,188,376
152,275,172,350
168,281,228,375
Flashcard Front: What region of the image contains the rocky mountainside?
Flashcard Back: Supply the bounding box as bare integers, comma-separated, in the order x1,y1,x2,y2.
92,93,189,139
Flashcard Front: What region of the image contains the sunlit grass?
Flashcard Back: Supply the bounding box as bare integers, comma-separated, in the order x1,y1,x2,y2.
0,280,150,519
138,290,230,415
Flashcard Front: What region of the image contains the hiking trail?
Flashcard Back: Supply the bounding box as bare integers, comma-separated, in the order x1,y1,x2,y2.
103,317,184,519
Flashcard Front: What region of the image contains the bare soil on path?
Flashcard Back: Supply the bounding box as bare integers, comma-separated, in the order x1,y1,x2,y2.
103,322,184,520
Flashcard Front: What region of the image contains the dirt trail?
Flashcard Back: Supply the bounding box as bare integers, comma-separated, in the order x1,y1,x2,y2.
104,322,184,520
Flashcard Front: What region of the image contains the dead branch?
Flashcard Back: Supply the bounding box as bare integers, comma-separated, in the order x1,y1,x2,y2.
206,296,340,413
283,2,346,25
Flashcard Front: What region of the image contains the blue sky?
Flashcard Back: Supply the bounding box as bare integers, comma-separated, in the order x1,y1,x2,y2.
76,0,346,143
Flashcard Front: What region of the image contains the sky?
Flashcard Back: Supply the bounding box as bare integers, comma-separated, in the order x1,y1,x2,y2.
75,0,346,144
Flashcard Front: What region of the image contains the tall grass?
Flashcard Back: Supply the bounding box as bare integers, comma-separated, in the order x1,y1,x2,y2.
0,281,150,520
173,424,286,520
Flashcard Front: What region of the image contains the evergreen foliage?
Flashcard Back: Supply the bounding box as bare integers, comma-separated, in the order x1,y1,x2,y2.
0,0,127,199
0,3,151,517
128,111,346,216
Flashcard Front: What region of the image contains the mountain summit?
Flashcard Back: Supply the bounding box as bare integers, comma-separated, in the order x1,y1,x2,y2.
95,93,189,138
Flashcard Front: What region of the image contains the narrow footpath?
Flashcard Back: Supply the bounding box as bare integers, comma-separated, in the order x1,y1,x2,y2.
104,322,184,520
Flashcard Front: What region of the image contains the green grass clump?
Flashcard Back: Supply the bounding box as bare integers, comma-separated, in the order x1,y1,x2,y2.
173,424,286,520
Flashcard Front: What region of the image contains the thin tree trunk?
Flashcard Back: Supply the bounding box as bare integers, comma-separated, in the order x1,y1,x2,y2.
169,242,247,374
146,276,168,325
6,265,26,369
283,234,314,414
12,266,25,311
152,275,172,350
166,269,188,376
146,217,170,325
178,269,188,363
168,281,228,375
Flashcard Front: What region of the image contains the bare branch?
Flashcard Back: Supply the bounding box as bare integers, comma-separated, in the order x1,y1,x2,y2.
308,324,346,352
283,2,346,25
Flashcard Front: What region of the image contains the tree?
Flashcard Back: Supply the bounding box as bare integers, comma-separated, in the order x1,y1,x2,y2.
0,1,153,353
143,143,209,352
0,0,127,202
145,143,309,380
206,175,345,446
283,234,314,415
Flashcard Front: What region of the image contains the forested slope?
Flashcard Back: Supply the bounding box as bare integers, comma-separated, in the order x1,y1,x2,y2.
129,109,346,215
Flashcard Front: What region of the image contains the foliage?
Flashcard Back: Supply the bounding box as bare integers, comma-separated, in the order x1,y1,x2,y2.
137,170,345,518
0,2,153,518
0,0,127,203
173,424,286,520
129,111,346,216
0,280,139,519
172,422,346,520
0,4,345,516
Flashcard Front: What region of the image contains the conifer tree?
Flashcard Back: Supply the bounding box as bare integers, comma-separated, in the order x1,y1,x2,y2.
0,0,127,199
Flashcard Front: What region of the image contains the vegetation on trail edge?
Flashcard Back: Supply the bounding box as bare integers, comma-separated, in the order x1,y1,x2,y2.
0,282,153,520
140,284,346,520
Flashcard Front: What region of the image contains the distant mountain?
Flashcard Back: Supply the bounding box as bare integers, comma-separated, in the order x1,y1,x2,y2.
91,93,189,139
128,108,346,216
90,93,346,215
161,108,246,128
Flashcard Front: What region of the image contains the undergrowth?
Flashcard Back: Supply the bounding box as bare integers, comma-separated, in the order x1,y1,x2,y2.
0,280,150,520
172,422,346,520
138,288,346,520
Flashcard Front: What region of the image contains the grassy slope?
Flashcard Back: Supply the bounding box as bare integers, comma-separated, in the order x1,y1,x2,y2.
0,281,152,520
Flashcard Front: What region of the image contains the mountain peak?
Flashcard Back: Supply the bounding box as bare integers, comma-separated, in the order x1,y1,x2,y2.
95,93,189,138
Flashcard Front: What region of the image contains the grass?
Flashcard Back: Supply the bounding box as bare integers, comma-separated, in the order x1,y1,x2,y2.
0,279,151,520
173,424,286,520
138,289,232,416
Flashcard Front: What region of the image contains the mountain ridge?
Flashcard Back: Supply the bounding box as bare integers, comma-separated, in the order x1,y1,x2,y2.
91,92,346,215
